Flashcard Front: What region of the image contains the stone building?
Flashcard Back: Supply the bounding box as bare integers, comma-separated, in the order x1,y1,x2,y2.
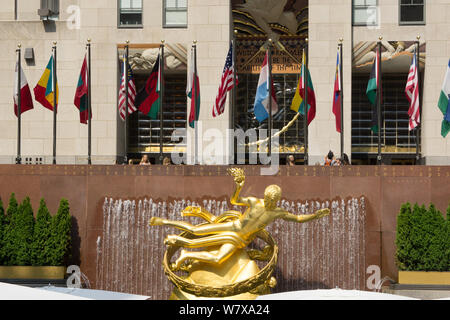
0,0,449,165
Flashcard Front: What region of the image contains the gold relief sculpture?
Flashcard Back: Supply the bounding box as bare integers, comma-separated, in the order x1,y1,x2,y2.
149,168,330,300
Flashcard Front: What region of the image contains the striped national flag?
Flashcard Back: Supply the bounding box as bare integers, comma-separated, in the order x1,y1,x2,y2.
118,55,137,121
405,50,420,131
332,47,342,133
212,43,236,118
366,48,380,134
254,51,278,123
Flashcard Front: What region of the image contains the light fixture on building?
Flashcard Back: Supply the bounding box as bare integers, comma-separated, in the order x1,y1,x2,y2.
24,48,34,63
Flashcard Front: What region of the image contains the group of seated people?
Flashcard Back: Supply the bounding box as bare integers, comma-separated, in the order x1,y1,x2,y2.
323,151,351,166
130,152,350,166
285,151,351,166
128,155,172,166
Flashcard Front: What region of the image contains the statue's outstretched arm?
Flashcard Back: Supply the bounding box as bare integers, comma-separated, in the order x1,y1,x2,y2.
228,168,250,207
230,181,251,207
281,208,330,223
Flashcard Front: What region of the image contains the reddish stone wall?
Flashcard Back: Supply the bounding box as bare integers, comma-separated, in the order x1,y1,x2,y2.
0,165,448,297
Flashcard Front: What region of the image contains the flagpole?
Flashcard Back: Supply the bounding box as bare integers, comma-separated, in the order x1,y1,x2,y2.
232,30,238,164
124,40,129,164
232,30,238,127
52,41,57,165
339,38,344,158
193,41,198,165
267,38,273,157
16,44,22,165
377,37,382,166
87,38,92,165
304,38,309,166
159,40,165,164
415,35,421,165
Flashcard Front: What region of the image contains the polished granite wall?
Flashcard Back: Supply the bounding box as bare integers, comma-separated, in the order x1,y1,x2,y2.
0,165,448,297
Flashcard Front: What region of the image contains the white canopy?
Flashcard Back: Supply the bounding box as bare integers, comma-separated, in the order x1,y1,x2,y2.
0,282,150,300
38,286,150,300
257,289,418,300
0,282,91,300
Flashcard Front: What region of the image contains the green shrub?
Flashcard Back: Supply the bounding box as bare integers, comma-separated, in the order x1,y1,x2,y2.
48,199,72,266
395,203,412,271
14,197,35,266
31,199,52,266
396,202,450,272
0,195,72,267
2,193,19,265
0,198,5,264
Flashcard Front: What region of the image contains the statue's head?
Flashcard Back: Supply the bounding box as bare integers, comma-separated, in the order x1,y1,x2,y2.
264,185,281,210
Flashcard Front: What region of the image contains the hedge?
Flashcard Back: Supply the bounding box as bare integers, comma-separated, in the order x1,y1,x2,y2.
396,202,450,272
0,194,72,267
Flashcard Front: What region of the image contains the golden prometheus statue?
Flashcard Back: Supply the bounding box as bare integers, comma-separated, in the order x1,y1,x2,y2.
149,168,330,300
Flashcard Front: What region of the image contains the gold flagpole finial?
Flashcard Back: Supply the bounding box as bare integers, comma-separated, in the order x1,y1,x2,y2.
87,38,91,43
416,35,421,41
161,39,165,45
17,44,22,49
378,36,383,41
339,38,344,43
193,40,197,45
53,41,57,46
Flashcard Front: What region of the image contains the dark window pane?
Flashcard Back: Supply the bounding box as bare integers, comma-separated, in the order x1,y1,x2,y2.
351,73,420,155
119,0,142,26
400,5,424,22
120,13,142,25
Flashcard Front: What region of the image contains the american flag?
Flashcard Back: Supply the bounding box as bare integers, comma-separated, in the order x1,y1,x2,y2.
212,43,237,117
118,55,137,121
405,49,420,131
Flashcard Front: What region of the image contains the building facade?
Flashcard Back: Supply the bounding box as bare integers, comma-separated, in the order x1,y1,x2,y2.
0,0,449,165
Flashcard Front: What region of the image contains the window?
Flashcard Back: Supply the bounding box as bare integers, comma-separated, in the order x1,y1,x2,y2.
233,38,308,164
119,45,188,163
39,0,59,20
351,74,420,164
352,0,378,26
399,0,425,25
119,0,143,27
163,0,187,28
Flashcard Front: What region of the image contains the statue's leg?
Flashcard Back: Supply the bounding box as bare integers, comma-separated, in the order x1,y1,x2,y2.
173,243,237,270
150,217,197,232
151,217,236,236
165,232,244,248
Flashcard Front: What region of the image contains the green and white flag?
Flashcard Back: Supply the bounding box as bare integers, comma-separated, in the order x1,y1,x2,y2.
438,59,450,138
366,48,380,134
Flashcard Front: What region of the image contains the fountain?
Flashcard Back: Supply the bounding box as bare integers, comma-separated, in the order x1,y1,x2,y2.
95,175,366,299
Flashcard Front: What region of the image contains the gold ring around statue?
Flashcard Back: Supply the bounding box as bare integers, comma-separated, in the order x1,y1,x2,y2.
163,229,278,298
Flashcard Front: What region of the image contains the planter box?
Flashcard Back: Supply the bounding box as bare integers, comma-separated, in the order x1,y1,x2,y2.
0,266,65,280
398,271,450,285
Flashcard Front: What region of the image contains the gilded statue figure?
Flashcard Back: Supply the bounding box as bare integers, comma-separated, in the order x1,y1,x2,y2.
149,168,330,299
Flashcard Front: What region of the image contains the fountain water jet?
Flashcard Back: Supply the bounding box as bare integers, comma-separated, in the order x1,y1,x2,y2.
96,197,366,299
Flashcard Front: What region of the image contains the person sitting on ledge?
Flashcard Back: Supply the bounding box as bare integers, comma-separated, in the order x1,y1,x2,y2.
163,157,171,166
286,155,295,166
341,153,351,165
324,150,335,166
139,154,151,166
